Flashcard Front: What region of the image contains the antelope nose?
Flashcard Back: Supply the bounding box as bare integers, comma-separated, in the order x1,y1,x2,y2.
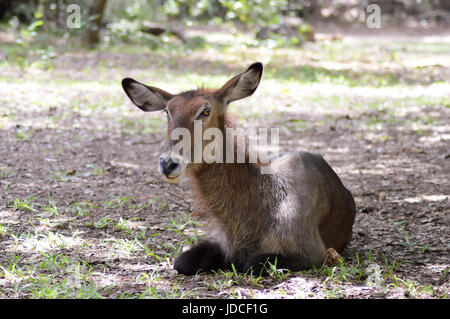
159,157,179,176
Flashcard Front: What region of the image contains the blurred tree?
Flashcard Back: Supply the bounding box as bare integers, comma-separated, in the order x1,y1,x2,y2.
84,0,107,47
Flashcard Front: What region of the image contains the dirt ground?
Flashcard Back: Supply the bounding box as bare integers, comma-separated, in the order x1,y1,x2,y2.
0,25,449,299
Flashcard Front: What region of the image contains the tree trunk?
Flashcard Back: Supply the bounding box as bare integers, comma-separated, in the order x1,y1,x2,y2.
85,0,107,47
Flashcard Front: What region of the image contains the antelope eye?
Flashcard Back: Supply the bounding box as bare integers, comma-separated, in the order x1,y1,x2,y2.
197,107,211,119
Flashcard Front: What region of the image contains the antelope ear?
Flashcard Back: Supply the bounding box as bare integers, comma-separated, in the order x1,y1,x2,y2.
215,62,263,111
122,78,174,112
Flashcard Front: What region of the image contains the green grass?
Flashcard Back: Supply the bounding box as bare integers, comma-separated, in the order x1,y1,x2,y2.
0,193,197,298
12,197,37,212
1,193,448,298
0,253,105,299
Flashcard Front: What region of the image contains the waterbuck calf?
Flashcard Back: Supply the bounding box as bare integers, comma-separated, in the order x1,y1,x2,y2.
121,62,356,275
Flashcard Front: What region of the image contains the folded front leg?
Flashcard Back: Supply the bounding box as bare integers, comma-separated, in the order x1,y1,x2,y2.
243,253,315,276
174,240,230,275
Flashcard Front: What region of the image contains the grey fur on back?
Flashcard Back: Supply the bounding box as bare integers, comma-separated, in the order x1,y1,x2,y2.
190,149,356,269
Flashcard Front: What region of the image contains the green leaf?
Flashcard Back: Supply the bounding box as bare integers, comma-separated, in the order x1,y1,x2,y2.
28,20,43,31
